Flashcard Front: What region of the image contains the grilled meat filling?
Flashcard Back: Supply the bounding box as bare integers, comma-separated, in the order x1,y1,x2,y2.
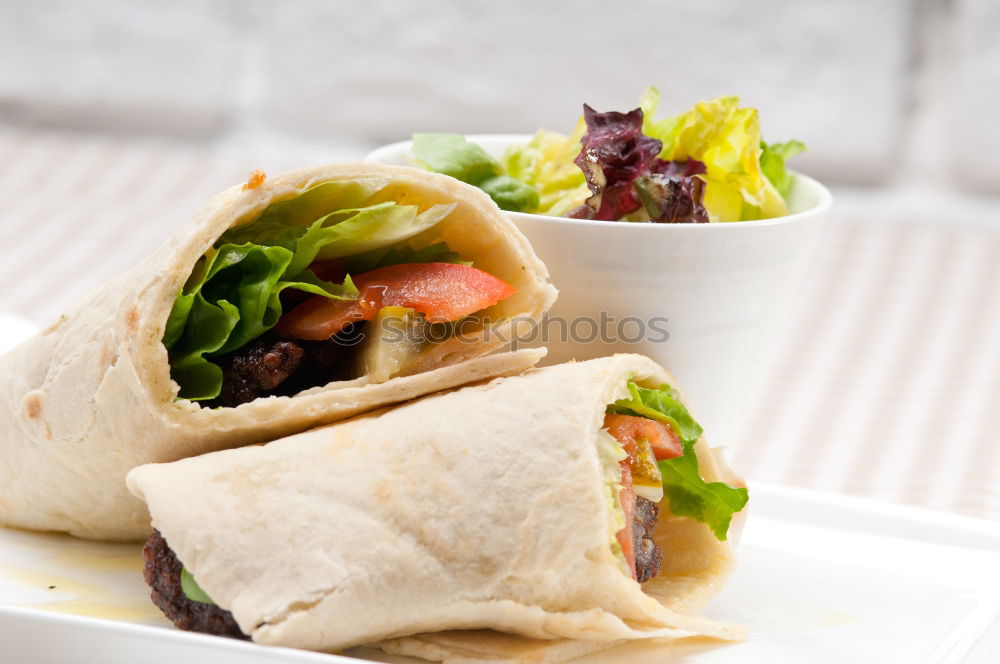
143,530,247,639
632,496,663,583
201,327,359,409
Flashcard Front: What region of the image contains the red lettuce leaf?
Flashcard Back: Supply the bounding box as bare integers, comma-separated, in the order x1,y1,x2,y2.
653,159,707,178
568,104,708,223
634,175,709,224
569,105,662,220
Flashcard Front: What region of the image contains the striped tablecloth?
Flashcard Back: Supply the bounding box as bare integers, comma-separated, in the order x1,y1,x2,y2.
733,215,1000,520
1,126,998,523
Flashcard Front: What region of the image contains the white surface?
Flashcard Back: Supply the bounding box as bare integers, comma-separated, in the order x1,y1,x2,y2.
0,313,37,354
1,484,998,664
367,136,832,448
0,0,236,137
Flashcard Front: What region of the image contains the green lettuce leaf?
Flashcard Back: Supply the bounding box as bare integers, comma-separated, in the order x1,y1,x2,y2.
499,127,589,216
345,241,470,274
412,133,501,185
221,191,455,276
412,133,539,213
608,382,703,445
609,381,747,540
478,174,540,213
181,567,215,605
760,139,806,199
166,242,357,401
659,443,749,541
218,178,391,248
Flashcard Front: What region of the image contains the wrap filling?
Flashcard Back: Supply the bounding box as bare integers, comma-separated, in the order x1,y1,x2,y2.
164,178,516,407
603,381,748,582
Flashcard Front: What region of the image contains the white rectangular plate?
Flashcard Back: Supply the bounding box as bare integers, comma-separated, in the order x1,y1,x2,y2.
2,483,999,664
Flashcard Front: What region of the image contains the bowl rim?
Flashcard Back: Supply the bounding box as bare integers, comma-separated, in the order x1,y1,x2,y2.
365,134,832,230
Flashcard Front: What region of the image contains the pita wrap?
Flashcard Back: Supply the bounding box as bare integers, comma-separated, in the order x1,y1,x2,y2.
127,354,746,660
0,163,556,541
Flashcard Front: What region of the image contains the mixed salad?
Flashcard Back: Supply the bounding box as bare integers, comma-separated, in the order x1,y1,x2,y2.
411,87,805,223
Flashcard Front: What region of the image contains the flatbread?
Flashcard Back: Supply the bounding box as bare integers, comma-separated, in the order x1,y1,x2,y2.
0,163,556,540
128,354,745,658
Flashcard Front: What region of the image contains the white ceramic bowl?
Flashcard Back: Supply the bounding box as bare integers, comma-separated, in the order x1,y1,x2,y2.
367,136,832,449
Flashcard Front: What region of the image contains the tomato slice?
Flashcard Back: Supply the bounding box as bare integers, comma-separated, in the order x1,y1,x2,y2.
616,464,637,581
278,262,516,341
603,413,683,462
276,297,366,340
352,262,516,322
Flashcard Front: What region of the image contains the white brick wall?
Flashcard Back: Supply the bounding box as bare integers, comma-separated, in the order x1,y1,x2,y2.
954,0,1000,194
0,0,238,137
247,0,910,185
0,0,996,194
